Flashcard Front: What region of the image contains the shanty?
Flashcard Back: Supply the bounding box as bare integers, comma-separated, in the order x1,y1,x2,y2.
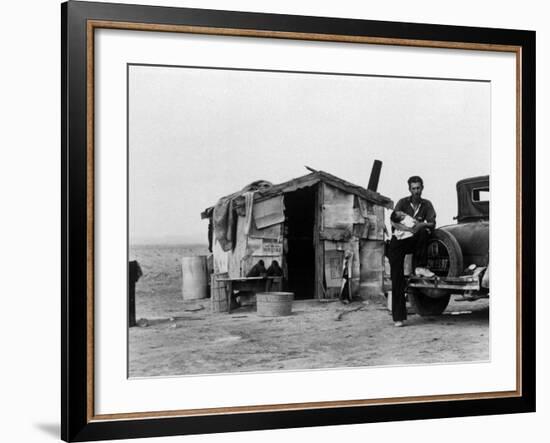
200,168,394,312
126,66,492,378
128,166,490,377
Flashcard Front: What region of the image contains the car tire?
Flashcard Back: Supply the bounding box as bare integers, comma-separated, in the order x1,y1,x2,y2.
409,290,451,316
427,229,464,278
410,229,463,316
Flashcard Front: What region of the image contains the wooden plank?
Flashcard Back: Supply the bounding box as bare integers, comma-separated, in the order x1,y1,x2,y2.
351,240,360,296
324,249,344,288
211,274,229,313
359,239,384,299
314,183,325,299
231,175,320,209
408,282,480,291
408,276,479,283
253,196,285,229
353,221,370,238
320,227,353,241
228,171,394,212
323,203,355,227
318,172,394,209
322,183,353,218
322,184,355,230
249,222,282,239
323,241,339,251
323,240,359,286
365,203,386,240
202,170,394,221
326,287,341,299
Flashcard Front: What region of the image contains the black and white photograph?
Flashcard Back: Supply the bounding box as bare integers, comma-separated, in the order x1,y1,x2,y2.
0,0,543,441
128,64,491,378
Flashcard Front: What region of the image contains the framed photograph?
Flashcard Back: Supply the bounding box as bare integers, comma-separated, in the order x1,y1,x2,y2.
62,1,535,441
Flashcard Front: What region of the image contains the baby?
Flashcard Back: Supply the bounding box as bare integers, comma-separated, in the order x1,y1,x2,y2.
390,210,416,240
390,210,435,278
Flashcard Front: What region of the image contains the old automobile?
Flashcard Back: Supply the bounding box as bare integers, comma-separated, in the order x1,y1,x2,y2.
407,175,490,316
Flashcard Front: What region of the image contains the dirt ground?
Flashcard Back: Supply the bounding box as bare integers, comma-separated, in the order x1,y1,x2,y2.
129,296,489,378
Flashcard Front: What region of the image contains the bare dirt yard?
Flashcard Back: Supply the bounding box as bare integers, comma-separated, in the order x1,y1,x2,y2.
129,296,489,378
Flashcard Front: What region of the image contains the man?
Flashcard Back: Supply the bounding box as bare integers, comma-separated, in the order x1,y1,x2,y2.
128,260,143,327
388,176,436,327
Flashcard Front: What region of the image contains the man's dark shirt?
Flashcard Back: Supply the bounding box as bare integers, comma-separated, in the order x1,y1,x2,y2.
392,196,436,232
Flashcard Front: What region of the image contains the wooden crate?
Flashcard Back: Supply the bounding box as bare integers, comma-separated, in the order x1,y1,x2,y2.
210,274,229,313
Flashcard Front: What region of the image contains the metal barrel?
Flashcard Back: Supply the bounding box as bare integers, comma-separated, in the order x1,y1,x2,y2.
181,256,208,300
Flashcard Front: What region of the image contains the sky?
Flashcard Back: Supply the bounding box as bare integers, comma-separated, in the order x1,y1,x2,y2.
128,65,490,245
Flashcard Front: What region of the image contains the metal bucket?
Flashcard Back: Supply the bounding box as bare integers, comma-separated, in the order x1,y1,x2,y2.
181,256,208,300
256,292,294,317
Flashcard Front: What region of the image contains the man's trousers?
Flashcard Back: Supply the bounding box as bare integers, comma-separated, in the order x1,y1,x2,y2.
388,229,430,321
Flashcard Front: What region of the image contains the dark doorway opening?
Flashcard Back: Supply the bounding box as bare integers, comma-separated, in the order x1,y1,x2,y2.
284,186,316,299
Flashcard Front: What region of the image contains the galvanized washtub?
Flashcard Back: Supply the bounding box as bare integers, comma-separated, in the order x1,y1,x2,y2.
255,292,294,317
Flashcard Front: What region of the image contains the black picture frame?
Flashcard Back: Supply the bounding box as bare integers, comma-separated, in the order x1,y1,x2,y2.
62,1,536,441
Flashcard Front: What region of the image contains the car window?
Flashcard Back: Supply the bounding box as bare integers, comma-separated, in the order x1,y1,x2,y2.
472,187,490,202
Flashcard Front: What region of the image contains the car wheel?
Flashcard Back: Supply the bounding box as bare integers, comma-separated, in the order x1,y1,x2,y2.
426,229,464,278
410,229,462,316
409,289,451,316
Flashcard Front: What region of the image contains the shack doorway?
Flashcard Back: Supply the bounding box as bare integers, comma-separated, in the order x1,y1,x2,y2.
283,186,316,299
